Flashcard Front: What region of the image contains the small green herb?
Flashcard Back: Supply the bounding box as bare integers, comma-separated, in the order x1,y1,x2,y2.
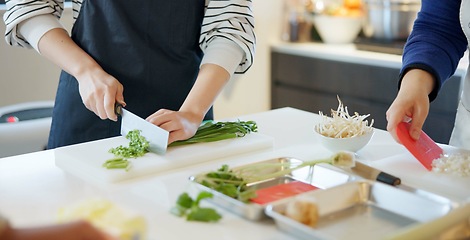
169,120,257,147
199,164,257,203
103,130,150,171
171,191,222,222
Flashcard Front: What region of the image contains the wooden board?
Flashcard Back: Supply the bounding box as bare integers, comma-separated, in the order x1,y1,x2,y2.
55,133,273,185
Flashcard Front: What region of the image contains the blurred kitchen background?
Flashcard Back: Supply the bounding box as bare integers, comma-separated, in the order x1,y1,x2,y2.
0,0,468,157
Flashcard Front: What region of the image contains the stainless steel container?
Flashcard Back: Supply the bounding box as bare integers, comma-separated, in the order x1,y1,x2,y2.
362,0,421,41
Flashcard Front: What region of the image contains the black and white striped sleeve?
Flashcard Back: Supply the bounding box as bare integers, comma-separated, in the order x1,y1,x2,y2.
3,0,65,49
200,0,256,75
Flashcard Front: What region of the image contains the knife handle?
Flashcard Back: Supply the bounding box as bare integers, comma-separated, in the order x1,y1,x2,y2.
377,172,401,186
115,103,123,116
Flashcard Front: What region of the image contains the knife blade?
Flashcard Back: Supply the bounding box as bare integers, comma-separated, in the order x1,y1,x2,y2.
115,104,169,154
349,162,401,186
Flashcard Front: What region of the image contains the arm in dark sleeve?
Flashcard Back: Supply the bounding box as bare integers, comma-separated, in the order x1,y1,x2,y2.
399,0,467,101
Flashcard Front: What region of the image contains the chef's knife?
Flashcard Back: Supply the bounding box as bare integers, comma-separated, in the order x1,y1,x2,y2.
349,162,401,186
115,104,169,154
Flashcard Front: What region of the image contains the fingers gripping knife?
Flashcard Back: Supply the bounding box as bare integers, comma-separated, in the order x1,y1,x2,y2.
115,104,169,154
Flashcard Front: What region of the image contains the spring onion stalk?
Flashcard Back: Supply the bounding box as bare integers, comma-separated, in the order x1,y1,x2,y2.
102,158,131,171
169,120,257,147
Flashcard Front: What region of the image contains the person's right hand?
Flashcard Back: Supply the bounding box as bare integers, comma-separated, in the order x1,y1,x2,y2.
35,28,125,122
386,69,435,142
75,66,125,122
1,220,117,240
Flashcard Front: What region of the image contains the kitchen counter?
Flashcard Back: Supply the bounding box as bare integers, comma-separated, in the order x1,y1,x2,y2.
0,107,469,239
271,42,469,76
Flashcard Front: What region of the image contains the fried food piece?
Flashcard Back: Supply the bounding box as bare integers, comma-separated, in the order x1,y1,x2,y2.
285,197,319,228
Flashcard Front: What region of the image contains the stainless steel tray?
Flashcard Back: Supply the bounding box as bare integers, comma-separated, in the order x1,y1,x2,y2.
189,157,354,221
265,180,458,240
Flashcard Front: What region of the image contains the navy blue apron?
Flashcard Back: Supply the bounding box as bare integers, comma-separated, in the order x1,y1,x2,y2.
48,0,210,149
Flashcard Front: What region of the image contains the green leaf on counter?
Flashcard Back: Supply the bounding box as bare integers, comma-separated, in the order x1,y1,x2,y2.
186,207,222,222
171,191,222,223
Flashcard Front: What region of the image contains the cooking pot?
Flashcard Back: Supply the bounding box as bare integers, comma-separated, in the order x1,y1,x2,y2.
362,0,421,41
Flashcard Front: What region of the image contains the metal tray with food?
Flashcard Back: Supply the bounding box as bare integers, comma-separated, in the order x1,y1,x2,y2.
265,180,459,240
189,157,355,221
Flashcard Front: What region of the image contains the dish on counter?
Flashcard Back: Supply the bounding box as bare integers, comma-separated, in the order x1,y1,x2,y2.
189,158,354,221
265,180,457,240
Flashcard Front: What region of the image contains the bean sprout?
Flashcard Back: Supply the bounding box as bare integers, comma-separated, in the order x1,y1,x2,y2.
432,153,470,177
316,96,374,138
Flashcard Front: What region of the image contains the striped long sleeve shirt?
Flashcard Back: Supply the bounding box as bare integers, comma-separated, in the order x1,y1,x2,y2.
3,0,256,75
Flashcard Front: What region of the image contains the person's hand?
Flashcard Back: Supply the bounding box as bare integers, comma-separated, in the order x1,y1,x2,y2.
1,220,117,240
386,69,435,142
146,109,203,145
75,66,125,122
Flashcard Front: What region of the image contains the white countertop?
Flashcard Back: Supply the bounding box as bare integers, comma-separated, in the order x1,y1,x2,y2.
0,107,469,239
271,42,469,77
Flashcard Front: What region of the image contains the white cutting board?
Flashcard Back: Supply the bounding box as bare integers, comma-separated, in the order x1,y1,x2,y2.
369,144,470,202
55,132,273,185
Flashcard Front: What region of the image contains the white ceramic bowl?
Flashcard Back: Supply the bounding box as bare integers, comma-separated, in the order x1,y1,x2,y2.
314,127,374,153
312,15,363,44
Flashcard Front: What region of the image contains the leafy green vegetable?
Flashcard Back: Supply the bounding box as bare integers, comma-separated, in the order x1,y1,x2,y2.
171,191,222,222
169,120,257,147
103,130,150,171
199,164,257,203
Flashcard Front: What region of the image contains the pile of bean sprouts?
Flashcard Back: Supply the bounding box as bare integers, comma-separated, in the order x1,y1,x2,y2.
315,96,374,138
432,153,470,177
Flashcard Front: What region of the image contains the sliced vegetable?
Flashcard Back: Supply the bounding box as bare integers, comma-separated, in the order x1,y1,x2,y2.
102,158,131,171
171,191,222,222
169,120,257,147
103,130,150,171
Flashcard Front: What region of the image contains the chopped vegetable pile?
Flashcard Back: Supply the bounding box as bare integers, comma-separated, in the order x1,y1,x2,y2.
171,191,222,222
109,130,150,158
432,153,470,177
103,130,150,171
316,96,373,138
169,120,257,147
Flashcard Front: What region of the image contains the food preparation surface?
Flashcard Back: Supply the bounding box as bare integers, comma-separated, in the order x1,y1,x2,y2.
1,107,469,240
55,132,273,185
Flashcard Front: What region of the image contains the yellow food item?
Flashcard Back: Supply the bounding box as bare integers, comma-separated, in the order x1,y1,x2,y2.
57,198,147,240
344,0,362,9
285,196,319,228
333,6,363,17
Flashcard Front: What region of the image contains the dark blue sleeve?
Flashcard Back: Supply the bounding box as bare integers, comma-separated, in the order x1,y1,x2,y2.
400,0,467,101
